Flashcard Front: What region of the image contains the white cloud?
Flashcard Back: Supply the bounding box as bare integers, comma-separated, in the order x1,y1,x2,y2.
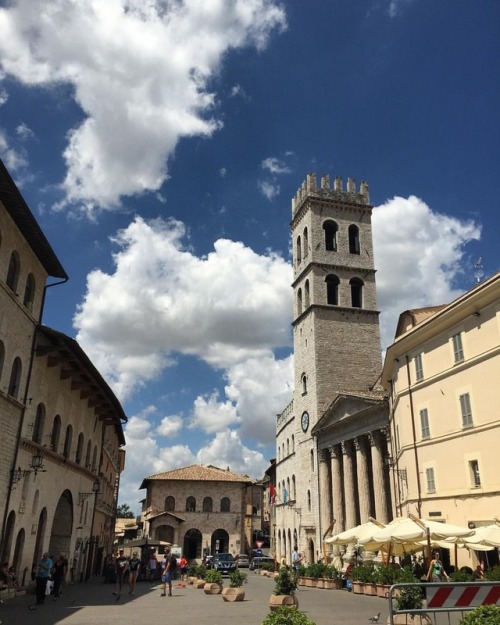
0,89,8,106
261,156,291,175
373,195,481,349
156,415,184,438
16,123,35,141
258,180,280,200
0,130,27,172
195,430,268,477
387,0,414,18
74,215,293,399
0,0,286,214
190,390,240,433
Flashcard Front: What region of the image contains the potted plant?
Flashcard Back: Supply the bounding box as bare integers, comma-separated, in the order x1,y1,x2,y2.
393,567,432,625
204,568,223,594
222,568,247,602
269,566,298,611
262,607,316,625
186,562,198,584
324,565,343,589
375,564,398,598
192,564,207,588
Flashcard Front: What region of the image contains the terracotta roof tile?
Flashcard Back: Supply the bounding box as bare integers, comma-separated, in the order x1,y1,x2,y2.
144,464,253,484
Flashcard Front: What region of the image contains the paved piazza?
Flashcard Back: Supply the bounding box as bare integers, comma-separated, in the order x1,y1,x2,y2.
1,572,463,625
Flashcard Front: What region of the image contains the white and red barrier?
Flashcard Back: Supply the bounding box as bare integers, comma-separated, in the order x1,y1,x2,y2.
426,584,500,609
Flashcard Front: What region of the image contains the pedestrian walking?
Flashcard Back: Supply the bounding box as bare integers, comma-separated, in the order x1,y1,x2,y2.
128,552,141,595
33,552,53,606
113,549,129,601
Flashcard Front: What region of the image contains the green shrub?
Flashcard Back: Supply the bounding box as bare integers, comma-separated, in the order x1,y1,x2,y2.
228,568,247,588
394,567,423,612
324,565,342,580
450,569,473,582
305,562,327,578
273,567,297,596
485,566,500,582
352,565,376,583
459,605,500,624
204,569,223,584
263,562,276,572
375,564,399,586
262,606,316,625
195,564,206,579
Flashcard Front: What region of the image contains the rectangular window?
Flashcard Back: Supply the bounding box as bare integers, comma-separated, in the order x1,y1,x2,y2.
426,467,436,493
414,353,424,381
469,460,481,488
460,393,473,428
420,408,430,439
452,333,464,363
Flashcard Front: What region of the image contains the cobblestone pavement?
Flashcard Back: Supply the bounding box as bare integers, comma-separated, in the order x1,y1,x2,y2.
0,572,463,625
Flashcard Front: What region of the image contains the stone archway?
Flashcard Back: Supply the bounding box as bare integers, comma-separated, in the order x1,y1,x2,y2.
307,538,315,565
212,529,229,554
183,528,202,560
33,507,48,571
49,490,73,559
13,528,26,585
1,510,15,564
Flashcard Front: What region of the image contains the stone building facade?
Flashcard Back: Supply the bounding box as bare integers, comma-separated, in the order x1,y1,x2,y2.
140,464,262,559
274,173,391,565
381,272,500,569
0,158,126,586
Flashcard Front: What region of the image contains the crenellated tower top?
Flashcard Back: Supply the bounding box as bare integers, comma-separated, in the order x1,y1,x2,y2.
291,172,370,216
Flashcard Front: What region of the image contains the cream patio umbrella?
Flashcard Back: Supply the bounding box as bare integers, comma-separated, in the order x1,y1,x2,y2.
357,514,475,558
324,517,386,545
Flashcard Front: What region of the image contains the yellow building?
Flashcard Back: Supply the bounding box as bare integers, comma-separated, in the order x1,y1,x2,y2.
381,272,500,568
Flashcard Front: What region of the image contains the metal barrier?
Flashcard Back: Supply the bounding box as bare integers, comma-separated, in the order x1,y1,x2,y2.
387,581,500,625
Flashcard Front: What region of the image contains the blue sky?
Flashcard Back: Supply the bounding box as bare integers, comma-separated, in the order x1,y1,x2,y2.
0,0,498,513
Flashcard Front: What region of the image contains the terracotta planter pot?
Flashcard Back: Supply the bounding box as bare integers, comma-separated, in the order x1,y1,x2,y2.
203,582,223,595
365,582,377,596
304,577,317,587
187,576,198,585
298,576,307,586
376,584,390,598
193,579,206,589
222,587,245,602
316,578,325,589
322,579,341,590
352,581,364,594
269,594,299,611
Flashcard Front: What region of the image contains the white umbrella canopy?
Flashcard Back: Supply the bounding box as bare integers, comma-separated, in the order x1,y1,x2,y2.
474,524,500,547
357,515,475,552
325,518,386,545
433,525,500,552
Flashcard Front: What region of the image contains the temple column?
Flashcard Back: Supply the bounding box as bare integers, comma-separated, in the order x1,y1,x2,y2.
369,429,389,524
354,436,371,523
329,444,344,533
318,449,332,540
342,440,357,530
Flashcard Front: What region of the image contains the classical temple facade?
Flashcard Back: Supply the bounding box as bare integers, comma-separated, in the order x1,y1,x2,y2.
274,173,391,565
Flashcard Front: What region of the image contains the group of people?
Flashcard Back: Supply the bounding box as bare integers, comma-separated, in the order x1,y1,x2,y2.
33,552,68,606
109,548,188,601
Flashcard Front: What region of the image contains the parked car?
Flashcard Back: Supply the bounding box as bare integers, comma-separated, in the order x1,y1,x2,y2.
213,553,237,575
249,556,275,571
236,554,250,568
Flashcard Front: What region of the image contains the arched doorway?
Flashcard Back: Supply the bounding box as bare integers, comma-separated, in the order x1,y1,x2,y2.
49,490,74,557
183,528,202,559
33,508,48,571
13,529,27,585
211,529,229,554
307,538,315,565
1,510,15,563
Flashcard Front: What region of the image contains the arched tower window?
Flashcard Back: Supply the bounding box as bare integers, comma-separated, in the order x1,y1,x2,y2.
297,288,303,316
296,236,302,265
348,225,360,254
32,404,45,444
301,373,307,394
310,449,315,472
323,220,338,251
292,475,296,499
75,433,84,464
6,251,20,292
304,280,310,308
85,440,92,469
303,227,308,258
63,425,73,459
203,497,213,512
186,496,196,512
165,496,175,511
325,274,340,305
8,357,22,398
220,497,230,512
350,277,363,308
51,415,62,452
23,273,36,311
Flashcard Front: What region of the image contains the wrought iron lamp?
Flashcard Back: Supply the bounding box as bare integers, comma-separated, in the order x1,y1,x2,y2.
11,452,46,484
78,479,100,505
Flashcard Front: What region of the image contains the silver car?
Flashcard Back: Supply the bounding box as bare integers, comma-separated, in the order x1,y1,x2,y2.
236,554,250,568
